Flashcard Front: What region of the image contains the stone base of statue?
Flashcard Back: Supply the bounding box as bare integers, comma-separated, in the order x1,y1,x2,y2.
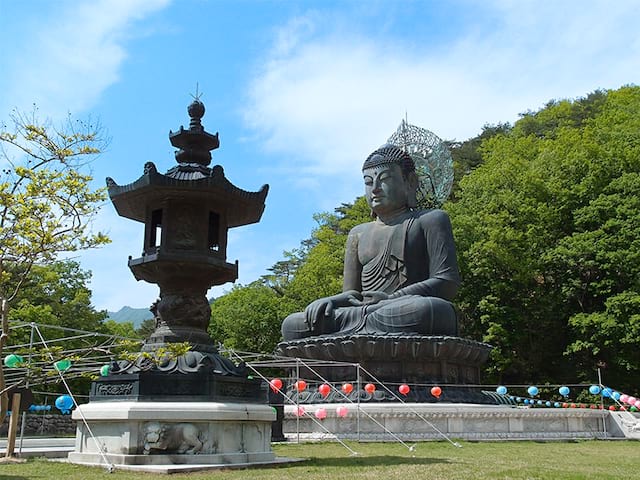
275,335,492,403
68,401,277,471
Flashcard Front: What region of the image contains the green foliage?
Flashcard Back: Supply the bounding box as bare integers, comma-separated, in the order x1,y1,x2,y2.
102,319,140,339
209,282,283,353
0,107,110,303
8,260,108,343
447,122,512,198
136,318,156,339
448,85,640,389
116,342,191,367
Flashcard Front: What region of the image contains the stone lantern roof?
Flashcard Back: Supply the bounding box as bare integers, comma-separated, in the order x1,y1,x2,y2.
106,100,268,228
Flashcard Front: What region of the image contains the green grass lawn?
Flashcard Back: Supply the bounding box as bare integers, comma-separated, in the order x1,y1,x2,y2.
1,440,638,480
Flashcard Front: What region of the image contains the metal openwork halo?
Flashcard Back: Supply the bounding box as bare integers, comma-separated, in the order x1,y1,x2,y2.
387,119,454,208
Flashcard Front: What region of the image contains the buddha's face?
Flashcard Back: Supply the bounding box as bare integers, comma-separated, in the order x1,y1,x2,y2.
363,162,409,216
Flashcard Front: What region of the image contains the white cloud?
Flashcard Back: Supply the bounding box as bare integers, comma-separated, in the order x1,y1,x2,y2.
244,1,640,194
2,0,170,119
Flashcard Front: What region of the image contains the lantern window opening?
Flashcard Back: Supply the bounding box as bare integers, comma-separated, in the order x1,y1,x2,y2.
208,211,220,252
150,208,163,250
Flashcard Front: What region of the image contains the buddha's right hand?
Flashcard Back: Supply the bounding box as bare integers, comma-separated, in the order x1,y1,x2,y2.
304,298,335,329
304,291,363,328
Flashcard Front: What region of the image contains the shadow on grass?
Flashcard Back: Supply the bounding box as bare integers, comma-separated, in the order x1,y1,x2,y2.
303,455,455,467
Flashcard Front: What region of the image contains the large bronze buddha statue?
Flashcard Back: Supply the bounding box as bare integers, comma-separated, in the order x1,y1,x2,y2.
281,144,459,341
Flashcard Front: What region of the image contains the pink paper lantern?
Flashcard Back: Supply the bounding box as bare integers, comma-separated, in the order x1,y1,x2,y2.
336,406,348,418
634,400,640,408
315,408,327,420
620,394,629,404
295,406,306,417
628,396,637,405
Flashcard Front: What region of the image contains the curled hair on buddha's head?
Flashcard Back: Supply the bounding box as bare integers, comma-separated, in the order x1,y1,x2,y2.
362,144,419,211
362,144,416,179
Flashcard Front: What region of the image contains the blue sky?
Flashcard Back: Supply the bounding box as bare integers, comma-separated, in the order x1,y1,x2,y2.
1,0,639,312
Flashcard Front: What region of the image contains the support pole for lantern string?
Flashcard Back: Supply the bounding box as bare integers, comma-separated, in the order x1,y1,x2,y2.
597,368,608,438
17,322,35,456
295,358,300,444
356,365,361,442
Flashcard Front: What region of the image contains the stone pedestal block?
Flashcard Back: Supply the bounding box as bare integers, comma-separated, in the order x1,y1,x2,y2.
68,401,275,467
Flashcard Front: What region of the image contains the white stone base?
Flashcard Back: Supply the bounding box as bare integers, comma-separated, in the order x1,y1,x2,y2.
68,401,276,469
284,403,638,441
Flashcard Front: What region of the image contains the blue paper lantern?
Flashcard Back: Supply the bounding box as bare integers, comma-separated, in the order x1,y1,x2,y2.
527,386,539,396
559,386,570,397
55,395,74,414
554,402,560,408
612,391,621,401
537,400,543,405
516,397,522,402
589,385,601,395
546,401,552,407
601,387,612,398
496,386,508,395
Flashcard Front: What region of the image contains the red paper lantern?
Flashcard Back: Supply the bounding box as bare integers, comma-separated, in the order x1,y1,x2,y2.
318,383,331,397
364,383,376,394
269,378,283,392
399,384,410,396
341,383,353,394
430,386,442,398
295,380,307,392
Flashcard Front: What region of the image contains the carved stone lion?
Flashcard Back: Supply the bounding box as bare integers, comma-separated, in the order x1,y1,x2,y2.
142,421,205,455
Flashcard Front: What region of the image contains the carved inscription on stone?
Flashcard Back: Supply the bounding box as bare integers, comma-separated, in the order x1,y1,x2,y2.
95,383,134,396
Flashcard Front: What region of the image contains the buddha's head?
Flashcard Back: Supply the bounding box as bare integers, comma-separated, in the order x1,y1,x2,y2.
362,144,419,217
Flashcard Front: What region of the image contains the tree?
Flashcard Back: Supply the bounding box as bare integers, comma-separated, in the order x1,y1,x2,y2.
0,107,109,423
136,318,157,339
103,319,140,339
448,86,640,390
209,282,283,354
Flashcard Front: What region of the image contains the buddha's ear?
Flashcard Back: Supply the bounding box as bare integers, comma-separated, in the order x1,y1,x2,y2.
406,171,419,208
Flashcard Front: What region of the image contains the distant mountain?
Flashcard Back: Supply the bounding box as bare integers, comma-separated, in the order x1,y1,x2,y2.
106,306,154,329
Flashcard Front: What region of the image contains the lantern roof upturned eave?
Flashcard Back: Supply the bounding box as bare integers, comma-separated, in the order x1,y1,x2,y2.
106,163,268,228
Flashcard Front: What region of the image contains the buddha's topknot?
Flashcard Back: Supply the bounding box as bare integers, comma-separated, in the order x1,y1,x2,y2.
362,144,415,177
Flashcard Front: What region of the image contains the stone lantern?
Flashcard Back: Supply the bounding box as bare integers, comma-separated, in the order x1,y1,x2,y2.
69,100,276,469
107,99,268,354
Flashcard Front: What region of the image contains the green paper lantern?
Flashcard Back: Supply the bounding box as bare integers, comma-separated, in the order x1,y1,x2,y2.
100,365,110,377
54,359,72,372
4,354,24,368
